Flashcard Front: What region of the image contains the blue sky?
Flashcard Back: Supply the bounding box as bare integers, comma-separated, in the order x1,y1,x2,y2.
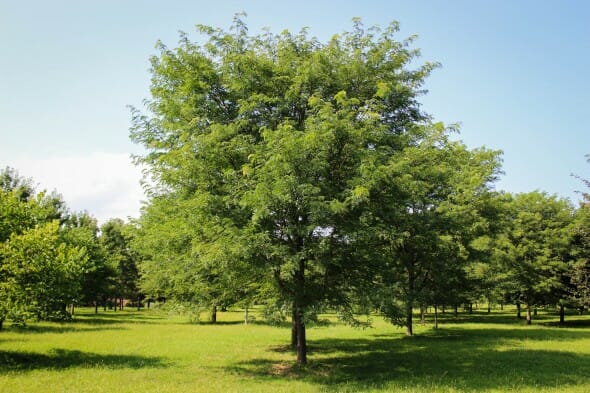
1,1,589,222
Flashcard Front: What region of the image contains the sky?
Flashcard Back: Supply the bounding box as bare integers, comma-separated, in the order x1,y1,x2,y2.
1,0,589,223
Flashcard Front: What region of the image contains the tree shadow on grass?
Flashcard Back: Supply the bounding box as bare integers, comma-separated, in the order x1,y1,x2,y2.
227,327,590,391
72,312,165,326
542,317,590,328
0,348,169,374
10,324,127,334
433,311,558,325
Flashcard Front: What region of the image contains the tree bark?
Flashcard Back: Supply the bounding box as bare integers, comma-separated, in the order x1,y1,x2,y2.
442,304,445,314
559,304,565,324
291,305,297,347
579,306,584,315
0,318,4,331
434,304,438,329
516,302,521,319
295,309,307,364
420,306,426,325
468,303,473,314
487,298,491,314
210,305,217,323
526,304,532,325
244,306,249,325
454,304,458,318
533,307,537,316
406,299,414,336
95,301,98,314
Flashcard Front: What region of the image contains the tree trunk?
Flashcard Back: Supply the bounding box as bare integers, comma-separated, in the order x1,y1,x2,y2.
0,318,4,331
71,304,75,316
579,306,584,315
516,302,521,319
468,303,473,314
406,299,414,336
120,297,124,310
434,304,439,329
420,306,426,325
293,254,307,364
442,304,445,314
559,304,565,324
487,298,491,314
147,299,151,309
500,303,504,311
295,309,307,364
533,307,537,316
95,301,98,314
454,304,458,318
526,304,532,325
210,305,217,323
291,305,297,347
244,306,249,325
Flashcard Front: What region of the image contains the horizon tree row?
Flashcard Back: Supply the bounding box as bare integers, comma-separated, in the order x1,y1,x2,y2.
0,167,141,329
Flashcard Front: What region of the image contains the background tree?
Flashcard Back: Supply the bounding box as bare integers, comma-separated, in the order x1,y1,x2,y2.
100,219,141,310
370,125,501,335
0,221,86,326
494,192,574,325
62,212,113,314
570,206,590,314
0,168,89,327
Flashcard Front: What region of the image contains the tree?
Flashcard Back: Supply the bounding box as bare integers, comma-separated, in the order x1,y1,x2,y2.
100,219,141,310
494,192,574,325
0,168,89,327
62,212,113,314
0,221,86,327
369,125,501,335
569,159,590,316
571,206,590,315
131,17,437,363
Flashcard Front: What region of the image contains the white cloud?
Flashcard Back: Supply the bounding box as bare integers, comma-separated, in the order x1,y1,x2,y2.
6,152,145,224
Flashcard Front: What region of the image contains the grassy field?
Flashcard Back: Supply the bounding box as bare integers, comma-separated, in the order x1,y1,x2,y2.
1,307,589,392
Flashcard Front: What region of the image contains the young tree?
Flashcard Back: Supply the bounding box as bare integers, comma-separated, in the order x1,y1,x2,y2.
131,17,437,363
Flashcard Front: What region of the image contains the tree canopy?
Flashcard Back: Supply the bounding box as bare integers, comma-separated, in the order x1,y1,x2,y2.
129,17,505,363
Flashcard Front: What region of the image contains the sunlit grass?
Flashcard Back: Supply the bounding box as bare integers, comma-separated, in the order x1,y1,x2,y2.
1,306,589,392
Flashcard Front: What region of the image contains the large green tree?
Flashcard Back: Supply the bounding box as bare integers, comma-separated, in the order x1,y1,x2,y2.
131,18,437,363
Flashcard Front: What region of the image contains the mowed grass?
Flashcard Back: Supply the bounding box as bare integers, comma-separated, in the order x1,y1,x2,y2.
1,307,590,392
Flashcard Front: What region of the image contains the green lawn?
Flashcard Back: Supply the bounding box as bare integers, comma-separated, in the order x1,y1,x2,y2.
1,307,589,392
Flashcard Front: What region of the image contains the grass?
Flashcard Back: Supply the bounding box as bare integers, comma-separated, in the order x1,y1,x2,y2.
1,307,589,392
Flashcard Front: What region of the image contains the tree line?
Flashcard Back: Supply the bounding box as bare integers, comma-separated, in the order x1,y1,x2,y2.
0,167,141,329
1,19,589,365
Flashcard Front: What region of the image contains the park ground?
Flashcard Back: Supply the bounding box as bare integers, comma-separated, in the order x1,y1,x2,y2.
1,307,589,392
